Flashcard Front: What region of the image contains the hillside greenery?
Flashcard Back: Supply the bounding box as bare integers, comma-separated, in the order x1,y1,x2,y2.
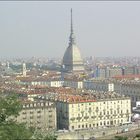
0,93,56,140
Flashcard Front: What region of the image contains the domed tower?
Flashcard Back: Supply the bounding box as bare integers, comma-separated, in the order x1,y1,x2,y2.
62,9,84,73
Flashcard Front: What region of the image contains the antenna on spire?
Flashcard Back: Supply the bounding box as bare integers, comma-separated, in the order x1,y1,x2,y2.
71,8,73,34
69,8,76,45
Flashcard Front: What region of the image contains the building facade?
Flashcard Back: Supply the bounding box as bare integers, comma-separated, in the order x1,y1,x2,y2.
63,80,83,89
56,93,131,131
83,79,114,92
16,101,57,131
114,81,140,107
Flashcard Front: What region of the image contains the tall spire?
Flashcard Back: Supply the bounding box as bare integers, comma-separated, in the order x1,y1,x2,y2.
69,8,76,45
71,8,73,34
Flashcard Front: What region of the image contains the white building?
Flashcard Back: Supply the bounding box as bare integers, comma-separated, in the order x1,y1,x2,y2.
63,80,83,89
22,63,27,77
56,92,131,131
83,79,114,92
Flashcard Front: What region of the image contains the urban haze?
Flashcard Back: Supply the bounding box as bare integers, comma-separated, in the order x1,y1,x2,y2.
1,1,140,140
0,1,140,58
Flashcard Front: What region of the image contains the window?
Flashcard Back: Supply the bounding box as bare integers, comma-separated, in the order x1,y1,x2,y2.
89,107,91,110
37,110,41,113
49,120,52,123
78,125,80,128
118,120,120,124
23,117,26,119
30,111,33,114
37,115,41,118
126,109,129,113
22,111,26,114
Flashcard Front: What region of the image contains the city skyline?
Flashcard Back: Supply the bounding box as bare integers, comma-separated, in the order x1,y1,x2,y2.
0,1,140,58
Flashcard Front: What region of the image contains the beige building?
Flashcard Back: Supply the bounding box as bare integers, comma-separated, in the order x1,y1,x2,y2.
83,79,114,92
114,80,140,107
63,80,83,89
56,92,131,131
16,101,57,131
83,79,140,107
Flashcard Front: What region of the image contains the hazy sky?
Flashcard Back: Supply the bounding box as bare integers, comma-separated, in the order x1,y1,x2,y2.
0,1,140,58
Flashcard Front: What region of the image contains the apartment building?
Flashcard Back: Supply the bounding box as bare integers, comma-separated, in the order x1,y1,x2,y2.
56,92,131,131
63,80,83,89
114,80,140,107
16,101,57,131
83,79,114,92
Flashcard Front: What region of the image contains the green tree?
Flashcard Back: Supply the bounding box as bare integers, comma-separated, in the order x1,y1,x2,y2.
114,136,128,140
32,130,57,140
0,94,22,123
0,93,57,140
44,135,57,140
0,93,33,140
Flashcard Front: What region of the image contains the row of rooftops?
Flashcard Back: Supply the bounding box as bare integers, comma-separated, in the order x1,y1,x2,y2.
88,78,140,86
43,90,129,103
16,76,83,82
20,90,129,104
0,83,130,104
1,72,140,85
1,78,140,97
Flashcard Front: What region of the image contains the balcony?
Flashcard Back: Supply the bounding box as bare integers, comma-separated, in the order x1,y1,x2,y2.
70,117,75,121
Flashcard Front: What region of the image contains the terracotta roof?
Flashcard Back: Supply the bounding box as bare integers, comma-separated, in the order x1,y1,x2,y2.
113,74,140,79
